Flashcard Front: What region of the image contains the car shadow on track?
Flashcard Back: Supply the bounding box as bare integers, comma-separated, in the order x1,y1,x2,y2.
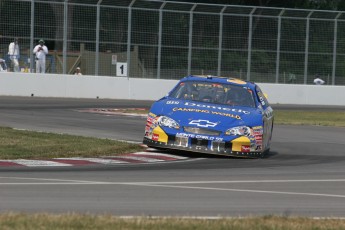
149,148,278,159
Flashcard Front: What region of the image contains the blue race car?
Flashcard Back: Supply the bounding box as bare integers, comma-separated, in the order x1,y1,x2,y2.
143,75,274,158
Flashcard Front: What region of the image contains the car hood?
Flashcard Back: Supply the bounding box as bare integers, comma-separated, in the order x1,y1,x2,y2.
150,98,263,129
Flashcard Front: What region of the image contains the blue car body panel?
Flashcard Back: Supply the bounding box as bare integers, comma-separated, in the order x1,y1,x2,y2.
143,75,274,158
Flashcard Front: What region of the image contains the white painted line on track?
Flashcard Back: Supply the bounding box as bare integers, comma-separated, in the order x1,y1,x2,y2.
129,184,345,199
0,177,345,198
127,179,345,184
2,177,345,184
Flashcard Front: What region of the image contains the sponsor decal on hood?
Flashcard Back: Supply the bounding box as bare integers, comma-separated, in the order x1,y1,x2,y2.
172,107,241,120
165,100,251,114
189,119,218,127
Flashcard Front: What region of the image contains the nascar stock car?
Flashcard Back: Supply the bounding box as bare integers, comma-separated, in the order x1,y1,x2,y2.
143,75,274,158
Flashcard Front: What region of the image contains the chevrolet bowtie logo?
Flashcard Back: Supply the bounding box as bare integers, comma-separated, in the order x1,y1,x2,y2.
189,119,217,128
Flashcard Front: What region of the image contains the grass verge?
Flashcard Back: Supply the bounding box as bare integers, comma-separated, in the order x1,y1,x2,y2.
274,110,345,127
0,214,344,230
0,127,144,160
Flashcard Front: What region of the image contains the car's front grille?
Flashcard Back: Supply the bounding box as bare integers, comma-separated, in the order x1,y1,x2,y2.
167,135,233,154
191,138,209,147
183,126,221,136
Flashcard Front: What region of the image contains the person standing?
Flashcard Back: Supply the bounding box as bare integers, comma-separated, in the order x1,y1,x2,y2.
8,38,20,72
33,39,48,73
74,67,82,75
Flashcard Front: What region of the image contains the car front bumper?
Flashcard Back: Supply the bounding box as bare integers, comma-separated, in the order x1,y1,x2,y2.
143,136,264,158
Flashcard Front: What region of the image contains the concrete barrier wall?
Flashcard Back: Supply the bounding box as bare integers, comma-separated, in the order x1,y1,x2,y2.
1,72,344,106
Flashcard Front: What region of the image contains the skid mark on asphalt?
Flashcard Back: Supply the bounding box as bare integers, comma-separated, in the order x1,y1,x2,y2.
0,149,191,167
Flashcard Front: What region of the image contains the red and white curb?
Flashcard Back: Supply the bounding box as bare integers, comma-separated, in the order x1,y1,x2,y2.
0,151,188,167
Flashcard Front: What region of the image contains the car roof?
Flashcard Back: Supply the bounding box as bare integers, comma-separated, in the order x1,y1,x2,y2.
180,75,256,90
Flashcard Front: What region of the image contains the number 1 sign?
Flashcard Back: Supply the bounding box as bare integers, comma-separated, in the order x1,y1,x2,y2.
116,62,127,77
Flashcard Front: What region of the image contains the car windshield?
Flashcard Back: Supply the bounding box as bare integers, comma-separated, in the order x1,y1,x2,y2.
169,81,256,107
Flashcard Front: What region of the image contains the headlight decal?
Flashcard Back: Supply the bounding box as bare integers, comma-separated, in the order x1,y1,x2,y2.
225,126,251,136
157,116,180,129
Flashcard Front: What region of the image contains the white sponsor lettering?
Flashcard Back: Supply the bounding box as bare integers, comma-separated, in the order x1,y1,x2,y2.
166,100,179,105
176,133,223,141
184,102,250,114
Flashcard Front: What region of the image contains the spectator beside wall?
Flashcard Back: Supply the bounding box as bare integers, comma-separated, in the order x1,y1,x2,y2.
8,38,20,72
74,67,82,75
33,39,48,73
313,74,325,85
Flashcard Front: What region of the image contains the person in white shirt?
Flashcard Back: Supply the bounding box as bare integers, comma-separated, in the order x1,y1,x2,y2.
74,67,82,75
33,39,48,73
313,74,325,85
8,38,20,72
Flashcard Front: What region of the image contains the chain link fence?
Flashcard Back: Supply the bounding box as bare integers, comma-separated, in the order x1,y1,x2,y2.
1,0,345,85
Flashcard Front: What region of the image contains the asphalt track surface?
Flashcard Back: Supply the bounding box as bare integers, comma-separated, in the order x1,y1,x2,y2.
0,96,345,217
